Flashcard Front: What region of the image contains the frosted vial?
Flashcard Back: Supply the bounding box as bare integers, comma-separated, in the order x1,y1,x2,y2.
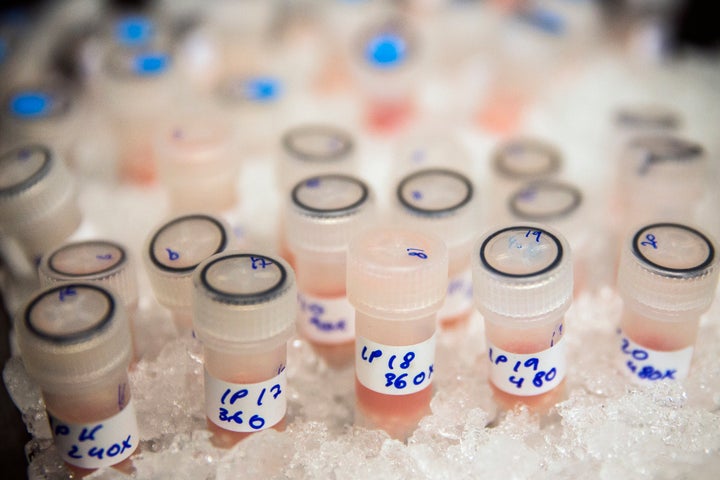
0,145,81,274
286,174,375,366
616,223,719,383
393,168,479,327
144,213,232,333
348,227,448,439
393,130,472,180
15,283,137,475
193,252,296,447
473,225,573,411
154,117,238,213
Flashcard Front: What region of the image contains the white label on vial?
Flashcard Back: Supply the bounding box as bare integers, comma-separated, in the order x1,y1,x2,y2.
298,292,355,344
487,338,566,396
48,400,139,469
617,331,693,382
438,269,473,321
355,334,436,396
204,369,286,433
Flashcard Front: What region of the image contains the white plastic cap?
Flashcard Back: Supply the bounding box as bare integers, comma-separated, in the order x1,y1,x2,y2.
508,180,582,222
286,174,374,254
39,240,139,308
16,283,132,392
620,134,704,179
193,252,296,351
473,224,573,321
394,168,478,261
144,214,232,310
154,117,238,212
492,137,562,180
617,223,719,321
614,105,680,132
0,145,80,252
278,125,356,191
347,227,448,320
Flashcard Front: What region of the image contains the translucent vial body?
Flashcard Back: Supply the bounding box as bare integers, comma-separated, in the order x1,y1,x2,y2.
154,116,238,213
16,283,137,475
393,130,472,181
144,213,232,334
473,225,573,412
192,252,296,448
393,168,479,328
0,145,81,277
616,223,719,383
286,174,375,366
347,228,448,439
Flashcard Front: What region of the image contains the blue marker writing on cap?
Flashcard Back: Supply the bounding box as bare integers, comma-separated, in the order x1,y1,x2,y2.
115,16,154,46
9,92,53,119
365,33,407,68
133,52,169,76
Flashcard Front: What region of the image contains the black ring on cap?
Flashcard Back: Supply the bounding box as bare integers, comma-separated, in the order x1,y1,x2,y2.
25,283,116,344
291,174,369,216
479,225,563,278
397,168,473,217
492,138,561,180
199,253,287,304
615,107,679,130
47,240,127,278
508,180,582,221
281,125,354,163
632,223,715,276
0,145,53,196
148,214,228,273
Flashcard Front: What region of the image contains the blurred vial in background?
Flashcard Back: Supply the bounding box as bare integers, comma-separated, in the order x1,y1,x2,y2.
616,223,719,383
348,227,448,440
393,168,480,328
193,252,296,448
392,129,472,180
286,174,376,367
473,224,573,412
16,283,138,477
143,213,233,335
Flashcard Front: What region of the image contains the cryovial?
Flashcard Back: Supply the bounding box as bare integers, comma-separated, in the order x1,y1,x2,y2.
0,145,81,279
473,225,573,411
393,129,472,180
286,174,375,366
348,228,448,439
16,283,137,475
154,116,239,213
144,213,232,334
38,239,140,358
393,168,479,327
616,223,719,383
193,251,296,447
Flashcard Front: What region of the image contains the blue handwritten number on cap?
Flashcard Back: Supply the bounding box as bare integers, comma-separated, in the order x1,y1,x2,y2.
525,230,542,242
640,233,658,249
58,287,77,302
96,254,113,260
406,248,427,259
251,256,272,269
166,248,179,261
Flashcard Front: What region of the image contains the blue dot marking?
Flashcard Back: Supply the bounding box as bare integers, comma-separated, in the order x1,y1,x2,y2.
9,92,52,118
520,8,566,35
133,53,169,76
366,33,407,68
244,77,281,102
116,16,154,46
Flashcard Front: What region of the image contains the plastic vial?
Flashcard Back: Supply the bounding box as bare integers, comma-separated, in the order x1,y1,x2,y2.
348,227,448,439
192,251,296,448
144,213,232,334
616,223,719,383
393,130,472,181
286,174,375,366
393,168,479,328
0,145,81,278
154,116,238,213
473,225,573,411
15,283,137,476
38,240,140,358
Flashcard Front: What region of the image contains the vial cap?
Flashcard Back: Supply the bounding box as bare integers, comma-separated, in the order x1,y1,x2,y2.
623,135,704,177
492,138,562,180
144,214,231,309
193,252,296,350
509,180,582,221
347,227,449,320
395,168,477,254
0,145,77,229
115,15,155,46
473,225,573,320
618,223,719,318
287,174,374,253
39,240,139,308
16,283,132,391
615,105,680,131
